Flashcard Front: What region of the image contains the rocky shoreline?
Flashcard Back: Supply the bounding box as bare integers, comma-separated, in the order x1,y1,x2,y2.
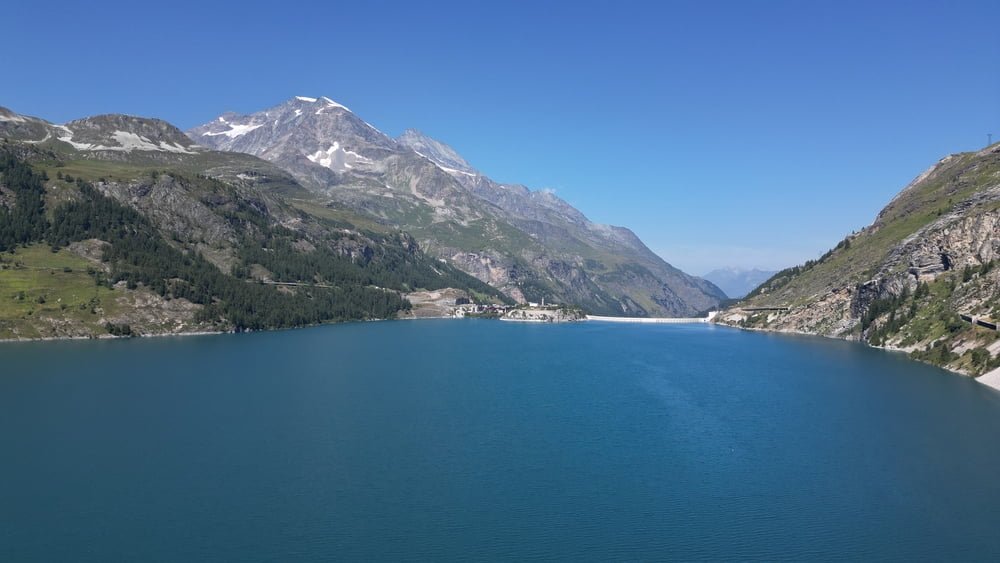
713,313,1000,392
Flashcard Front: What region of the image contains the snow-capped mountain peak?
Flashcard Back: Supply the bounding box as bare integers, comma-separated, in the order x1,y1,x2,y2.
294,95,351,112
188,96,396,174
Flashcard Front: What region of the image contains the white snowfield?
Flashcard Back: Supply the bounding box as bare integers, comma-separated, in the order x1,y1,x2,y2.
203,117,264,139
306,142,371,171
296,95,351,112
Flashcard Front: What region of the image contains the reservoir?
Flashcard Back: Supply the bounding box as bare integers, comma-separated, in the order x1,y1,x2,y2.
3,320,1000,560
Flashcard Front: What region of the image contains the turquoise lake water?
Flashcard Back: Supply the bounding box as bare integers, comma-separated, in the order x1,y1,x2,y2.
3,319,1000,561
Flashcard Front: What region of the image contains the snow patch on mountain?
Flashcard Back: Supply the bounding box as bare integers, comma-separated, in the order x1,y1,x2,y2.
316,104,348,116
202,118,263,139
112,131,194,153
295,95,351,113
320,96,351,111
437,164,478,177
307,142,370,171
56,127,195,154
54,126,93,150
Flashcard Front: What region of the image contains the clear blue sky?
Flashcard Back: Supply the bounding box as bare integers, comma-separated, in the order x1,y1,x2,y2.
4,0,999,274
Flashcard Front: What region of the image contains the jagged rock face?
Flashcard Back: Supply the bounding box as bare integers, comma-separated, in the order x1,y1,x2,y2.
846,190,1000,323
105,175,240,248
190,97,396,178
0,106,51,142
397,129,476,174
895,211,1000,282
849,277,910,319
721,287,859,337
90,172,293,274
448,250,517,289
188,96,726,316
61,114,200,153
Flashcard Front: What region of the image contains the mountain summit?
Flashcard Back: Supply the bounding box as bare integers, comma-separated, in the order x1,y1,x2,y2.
189,96,725,316
190,96,394,174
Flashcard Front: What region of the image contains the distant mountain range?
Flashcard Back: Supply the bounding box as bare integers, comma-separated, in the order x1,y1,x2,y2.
702,267,777,299
188,96,725,316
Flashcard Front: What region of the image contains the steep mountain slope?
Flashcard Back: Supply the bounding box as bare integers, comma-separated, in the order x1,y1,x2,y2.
718,143,1000,376
188,96,725,316
0,106,506,338
397,128,476,174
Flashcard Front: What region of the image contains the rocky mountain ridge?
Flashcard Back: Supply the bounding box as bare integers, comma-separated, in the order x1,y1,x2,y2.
188,96,725,317
397,128,476,174
718,143,1000,377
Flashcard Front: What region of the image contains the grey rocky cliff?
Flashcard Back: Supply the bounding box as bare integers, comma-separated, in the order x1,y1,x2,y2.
0,106,53,142
397,129,476,174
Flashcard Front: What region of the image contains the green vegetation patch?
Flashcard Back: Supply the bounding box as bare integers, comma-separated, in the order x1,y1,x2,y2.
0,245,120,339
291,199,390,233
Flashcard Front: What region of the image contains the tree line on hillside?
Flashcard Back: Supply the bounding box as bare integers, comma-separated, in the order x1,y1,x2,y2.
0,150,503,331
236,232,501,297
0,152,47,251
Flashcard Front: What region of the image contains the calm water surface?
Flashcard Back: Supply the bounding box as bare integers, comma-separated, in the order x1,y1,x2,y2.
3,320,1000,561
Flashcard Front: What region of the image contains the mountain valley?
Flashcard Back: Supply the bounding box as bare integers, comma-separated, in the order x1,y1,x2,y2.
0,97,724,339
188,96,725,317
